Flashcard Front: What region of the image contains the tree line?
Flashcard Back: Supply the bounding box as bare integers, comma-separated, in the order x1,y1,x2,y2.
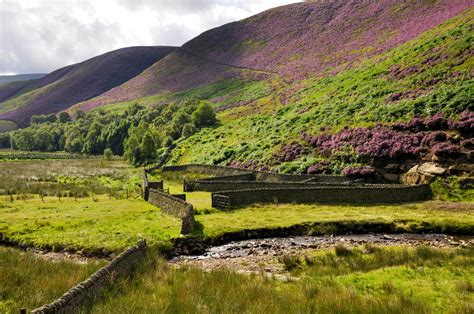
0,97,218,165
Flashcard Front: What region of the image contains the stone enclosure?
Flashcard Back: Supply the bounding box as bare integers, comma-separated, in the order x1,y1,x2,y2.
163,164,433,209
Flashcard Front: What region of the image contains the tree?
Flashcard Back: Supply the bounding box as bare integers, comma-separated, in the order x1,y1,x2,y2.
75,110,86,120
0,133,10,148
192,102,217,128
182,123,196,138
140,132,156,165
30,114,57,125
103,148,114,160
82,122,102,154
58,112,71,123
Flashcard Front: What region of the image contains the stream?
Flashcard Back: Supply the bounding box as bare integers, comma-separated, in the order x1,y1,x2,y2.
170,233,473,275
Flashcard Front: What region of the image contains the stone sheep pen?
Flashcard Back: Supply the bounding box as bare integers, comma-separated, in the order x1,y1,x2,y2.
162,164,433,209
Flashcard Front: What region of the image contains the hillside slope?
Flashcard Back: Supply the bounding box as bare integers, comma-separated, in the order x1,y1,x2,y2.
169,7,473,168
0,46,177,126
76,0,471,111
0,74,46,84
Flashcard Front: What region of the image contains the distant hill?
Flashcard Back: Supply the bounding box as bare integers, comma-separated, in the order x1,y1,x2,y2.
0,46,177,126
76,0,471,111
0,74,46,84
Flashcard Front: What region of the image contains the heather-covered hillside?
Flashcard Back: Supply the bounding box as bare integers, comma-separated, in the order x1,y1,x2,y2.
76,0,471,110
169,7,473,171
0,46,177,126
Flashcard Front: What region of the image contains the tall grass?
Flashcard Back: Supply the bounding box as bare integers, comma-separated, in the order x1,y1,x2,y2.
0,158,142,200
0,247,105,313
89,246,473,313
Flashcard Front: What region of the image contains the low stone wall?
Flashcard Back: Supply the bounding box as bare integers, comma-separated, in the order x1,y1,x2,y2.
32,240,147,314
198,173,256,182
212,185,432,208
185,180,352,192
162,164,346,183
142,172,163,201
253,172,346,183
162,164,251,176
148,189,195,234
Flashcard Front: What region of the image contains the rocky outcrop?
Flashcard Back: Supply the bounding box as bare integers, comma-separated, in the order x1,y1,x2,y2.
402,162,447,184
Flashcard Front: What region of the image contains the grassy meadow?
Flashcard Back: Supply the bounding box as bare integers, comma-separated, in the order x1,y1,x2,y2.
0,157,142,198
88,246,473,313
0,246,106,313
0,196,181,254
1,161,472,253
160,171,474,237
0,157,472,313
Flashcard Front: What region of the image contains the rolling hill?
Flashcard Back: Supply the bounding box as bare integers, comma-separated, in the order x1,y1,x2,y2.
1,0,472,171
0,74,46,84
0,46,177,127
74,0,471,111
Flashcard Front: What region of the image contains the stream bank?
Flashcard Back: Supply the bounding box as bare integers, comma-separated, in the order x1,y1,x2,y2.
170,233,473,274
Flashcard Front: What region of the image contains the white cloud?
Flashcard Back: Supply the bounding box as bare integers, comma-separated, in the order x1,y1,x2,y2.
0,0,300,74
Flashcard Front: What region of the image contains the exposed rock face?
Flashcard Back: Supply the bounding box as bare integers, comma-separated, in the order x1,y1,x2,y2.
419,162,447,175
402,162,447,184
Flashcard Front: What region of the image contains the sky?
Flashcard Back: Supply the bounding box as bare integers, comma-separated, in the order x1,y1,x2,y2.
0,0,300,75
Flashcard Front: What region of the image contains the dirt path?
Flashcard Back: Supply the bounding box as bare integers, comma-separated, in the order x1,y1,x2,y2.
170,233,473,274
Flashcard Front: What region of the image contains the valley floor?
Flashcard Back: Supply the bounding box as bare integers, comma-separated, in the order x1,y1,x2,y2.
1,158,473,312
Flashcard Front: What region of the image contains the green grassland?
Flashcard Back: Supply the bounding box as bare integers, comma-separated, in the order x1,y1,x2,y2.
0,246,106,313
1,166,472,253
168,9,473,167
160,171,474,237
88,246,473,313
0,196,181,254
193,201,474,237
0,158,142,198
0,149,89,160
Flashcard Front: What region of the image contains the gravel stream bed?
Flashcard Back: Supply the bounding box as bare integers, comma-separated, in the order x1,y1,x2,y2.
170,234,473,275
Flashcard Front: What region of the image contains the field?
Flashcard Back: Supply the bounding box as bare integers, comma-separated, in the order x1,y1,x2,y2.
0,246,105,313
0,157,142,199
2,165,471,255
87,246,473,313
1,158,473,312
0,149,86,160
161,171,474,237
0,196,181,254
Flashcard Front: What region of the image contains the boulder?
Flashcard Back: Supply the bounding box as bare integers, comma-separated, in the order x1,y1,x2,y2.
401,162,446,185
418,162,446,176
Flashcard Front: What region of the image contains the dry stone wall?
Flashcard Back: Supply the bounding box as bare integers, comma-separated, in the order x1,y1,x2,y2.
32,240,147,314
212,185,432,208
185,180,352,192
142,172,163,201
162,164,346,183
198,173,256,182
162,164,251,176
148,189,195,234
142,170,194,234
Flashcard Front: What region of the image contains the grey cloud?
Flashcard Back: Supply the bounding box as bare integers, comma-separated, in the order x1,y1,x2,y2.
0,0,299,74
